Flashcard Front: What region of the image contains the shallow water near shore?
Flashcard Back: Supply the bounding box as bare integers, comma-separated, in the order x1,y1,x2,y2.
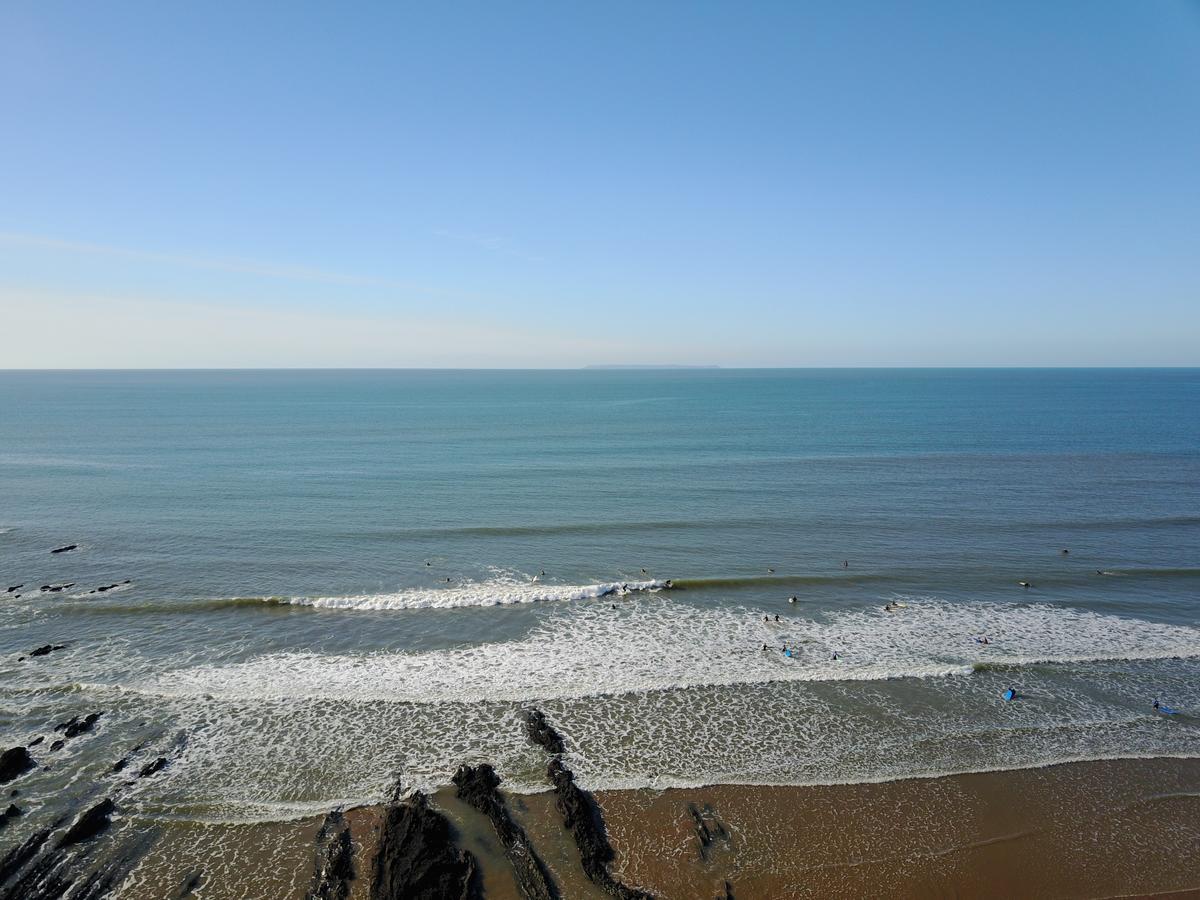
1,369,1198,838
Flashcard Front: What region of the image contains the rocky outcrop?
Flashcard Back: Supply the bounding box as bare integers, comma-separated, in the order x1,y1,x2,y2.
546,758,652,899
0,820,59,890
30,644,67,658
0,805,21,831
50,545,78,554
521,709,565,755
58,798,116,847
306,810,355,900
137,758,168,779
370,791,477,900
0,748,35,784
56,713,103,739
452,764,556,900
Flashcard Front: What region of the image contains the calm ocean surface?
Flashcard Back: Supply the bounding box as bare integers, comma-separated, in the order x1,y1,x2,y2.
1,369,1198,823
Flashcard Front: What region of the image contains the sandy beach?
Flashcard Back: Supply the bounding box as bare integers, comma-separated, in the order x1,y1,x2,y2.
95,756,1200,899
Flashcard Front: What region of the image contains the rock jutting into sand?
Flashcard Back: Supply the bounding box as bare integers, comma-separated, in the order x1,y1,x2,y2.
452,763,556,900
306,810,355,900
546,757,653,900
521,708,566,755
370,789,477,900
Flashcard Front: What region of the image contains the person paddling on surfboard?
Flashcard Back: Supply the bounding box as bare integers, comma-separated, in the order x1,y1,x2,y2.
1002,688,1017,701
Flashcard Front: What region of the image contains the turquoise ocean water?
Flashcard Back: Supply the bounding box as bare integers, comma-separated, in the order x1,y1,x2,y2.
1,369,1198,824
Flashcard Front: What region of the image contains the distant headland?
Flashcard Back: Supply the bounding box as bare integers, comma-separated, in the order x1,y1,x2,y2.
583,364,720,370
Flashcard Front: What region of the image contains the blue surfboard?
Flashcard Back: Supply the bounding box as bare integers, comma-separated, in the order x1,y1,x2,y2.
1002,689,1016,702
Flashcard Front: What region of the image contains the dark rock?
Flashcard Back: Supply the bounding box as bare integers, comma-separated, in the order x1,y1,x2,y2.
0,747,35,784
5,585,22,593
0,820,58,886
58,798,115,847
370,790,477,900
55,712,102,739
687,803,729,862
307,810,354,900
138,757,168,779
453,764,555,900
716,881,734,900
176,869,205,897
522,709,566,755
112,755,130,773
30,644,67,658
547,757,652,899
39,583,74,593
49,740,64,752
0,804,22,831
50,544,78,554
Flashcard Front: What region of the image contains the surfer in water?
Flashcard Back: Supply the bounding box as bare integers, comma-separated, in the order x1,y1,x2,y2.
842,560,849,569
774,614,780,622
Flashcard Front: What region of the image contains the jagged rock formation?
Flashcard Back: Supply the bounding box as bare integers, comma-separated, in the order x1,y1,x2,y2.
452,763,556,900
370,790,477,900
306,810,355,900
56,713,103,739
546,758,652,899
57,798,116,848
521,709,565,755
0,748,35,784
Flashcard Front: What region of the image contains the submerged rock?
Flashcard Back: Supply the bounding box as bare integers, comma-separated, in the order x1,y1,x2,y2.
30,644,67,658
306,810,354,900
688,803,729,862
522,709,566,755
370,790,477,900
0,804,22,831
547,757,652,899
176,869,205,897
453,763,555,900
0,747,36,784
137,757,168,779
50,544,78,554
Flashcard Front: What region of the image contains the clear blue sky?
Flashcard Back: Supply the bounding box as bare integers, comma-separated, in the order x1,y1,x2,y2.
2,1,1198,366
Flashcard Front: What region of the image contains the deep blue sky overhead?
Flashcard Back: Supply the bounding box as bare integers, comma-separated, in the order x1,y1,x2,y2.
2,1,1198,366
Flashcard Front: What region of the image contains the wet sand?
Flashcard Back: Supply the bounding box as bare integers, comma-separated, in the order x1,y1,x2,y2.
106,757,1200,898
590,758,1200,899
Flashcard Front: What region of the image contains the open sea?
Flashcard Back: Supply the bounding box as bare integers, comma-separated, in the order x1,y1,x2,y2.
1,368,1198,825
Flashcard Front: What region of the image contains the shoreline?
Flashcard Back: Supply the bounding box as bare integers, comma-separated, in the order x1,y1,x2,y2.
99,755,1200,898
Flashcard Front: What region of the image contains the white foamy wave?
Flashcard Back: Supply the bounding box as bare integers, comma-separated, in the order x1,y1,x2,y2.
279,576,668,611
136,598,1200,705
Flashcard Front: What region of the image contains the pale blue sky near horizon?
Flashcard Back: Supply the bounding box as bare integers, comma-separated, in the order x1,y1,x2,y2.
1,1,1198,367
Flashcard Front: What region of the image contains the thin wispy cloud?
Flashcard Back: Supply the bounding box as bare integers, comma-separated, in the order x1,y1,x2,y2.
0,231,392,289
